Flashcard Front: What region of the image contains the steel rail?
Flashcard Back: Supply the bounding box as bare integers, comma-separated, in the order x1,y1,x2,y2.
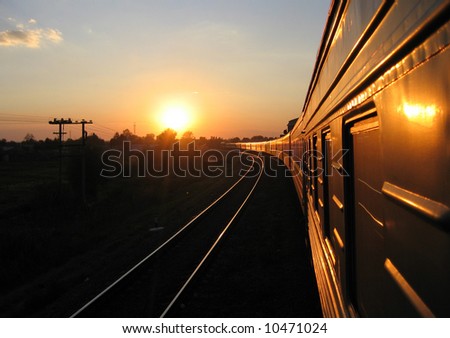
70,151,258,318
159,153,265,317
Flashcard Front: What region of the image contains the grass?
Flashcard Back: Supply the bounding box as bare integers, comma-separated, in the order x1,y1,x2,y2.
0,151,243,316
0,160,58,213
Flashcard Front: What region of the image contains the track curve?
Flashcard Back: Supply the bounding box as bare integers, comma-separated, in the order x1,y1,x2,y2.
71,152,263,317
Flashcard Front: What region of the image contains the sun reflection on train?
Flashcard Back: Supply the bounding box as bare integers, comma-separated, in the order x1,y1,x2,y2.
235,0,449,317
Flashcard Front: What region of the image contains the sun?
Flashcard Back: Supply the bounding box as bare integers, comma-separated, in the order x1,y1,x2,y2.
159,105,191,133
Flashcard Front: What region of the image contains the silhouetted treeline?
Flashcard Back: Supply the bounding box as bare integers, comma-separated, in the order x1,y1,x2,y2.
1,129,276,164
1,136,59,161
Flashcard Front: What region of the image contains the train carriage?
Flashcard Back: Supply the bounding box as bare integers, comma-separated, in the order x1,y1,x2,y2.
238,0,449,317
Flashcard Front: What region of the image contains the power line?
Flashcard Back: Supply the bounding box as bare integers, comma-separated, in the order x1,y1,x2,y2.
93,123,118,133
0,113,51,123
86,126,115,140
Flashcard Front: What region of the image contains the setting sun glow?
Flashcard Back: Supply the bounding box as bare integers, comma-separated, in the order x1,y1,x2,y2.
159,105,192,133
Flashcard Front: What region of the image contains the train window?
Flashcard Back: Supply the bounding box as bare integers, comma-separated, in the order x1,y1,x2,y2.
347,114,387,316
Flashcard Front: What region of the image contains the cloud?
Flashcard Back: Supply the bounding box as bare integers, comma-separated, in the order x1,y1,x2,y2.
0,19,62,48
44,28,63,43
0,30,40,48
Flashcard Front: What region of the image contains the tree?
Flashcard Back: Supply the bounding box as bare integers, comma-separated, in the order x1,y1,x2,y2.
181,131,194,141
109,129,140,147
86,133,105,146
180,131,194,149
250,135,266,142
228,137,241,143
143,133,155,143
207,136,224,149
24,133,35,143
156,128,177,149
122,129,133,139
195,136,208,148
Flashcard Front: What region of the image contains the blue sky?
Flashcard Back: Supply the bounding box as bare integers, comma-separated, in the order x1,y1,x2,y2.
0,0,330,141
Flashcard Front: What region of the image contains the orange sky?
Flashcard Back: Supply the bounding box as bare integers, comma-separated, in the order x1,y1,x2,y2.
0,1,330,141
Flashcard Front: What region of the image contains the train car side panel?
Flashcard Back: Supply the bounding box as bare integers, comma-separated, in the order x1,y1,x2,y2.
374,45,450,317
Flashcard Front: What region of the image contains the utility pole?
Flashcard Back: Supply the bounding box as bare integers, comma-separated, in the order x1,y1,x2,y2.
80,119,92,204
49,118,93,202
49,118,70,192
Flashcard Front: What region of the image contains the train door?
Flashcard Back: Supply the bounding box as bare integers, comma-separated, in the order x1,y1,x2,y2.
318,130,330,238
298,138,308,206
312,135,319,212
288,134,294,171
325,126,347,295
348,115,387,316
306,138,312,193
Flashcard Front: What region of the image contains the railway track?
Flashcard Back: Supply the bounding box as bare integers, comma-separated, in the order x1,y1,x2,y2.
71,152,264,318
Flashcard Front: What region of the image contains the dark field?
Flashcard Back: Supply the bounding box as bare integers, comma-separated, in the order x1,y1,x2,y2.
0,152,242,317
